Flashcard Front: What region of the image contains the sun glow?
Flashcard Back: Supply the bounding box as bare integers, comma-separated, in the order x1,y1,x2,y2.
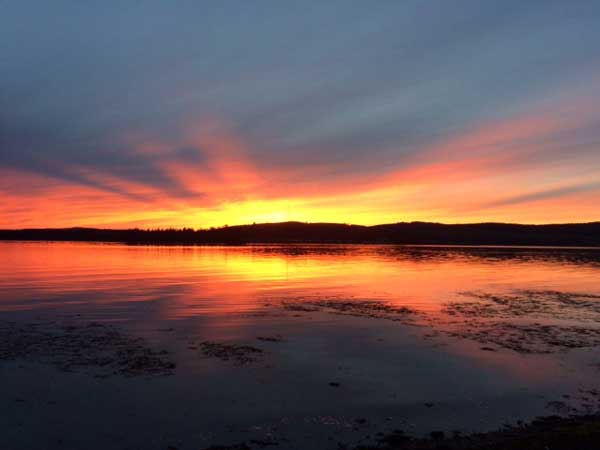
1,92,599,230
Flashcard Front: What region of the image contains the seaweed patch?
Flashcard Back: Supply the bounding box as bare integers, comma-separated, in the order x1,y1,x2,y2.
281,297,418,322
0,321,175,377
197,341,265,365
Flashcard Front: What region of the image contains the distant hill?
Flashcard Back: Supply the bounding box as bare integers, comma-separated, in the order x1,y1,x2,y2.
1,221,599,246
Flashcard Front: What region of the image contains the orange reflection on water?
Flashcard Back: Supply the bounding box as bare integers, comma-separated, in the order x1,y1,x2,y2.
2,241,600,386
3,242,599,317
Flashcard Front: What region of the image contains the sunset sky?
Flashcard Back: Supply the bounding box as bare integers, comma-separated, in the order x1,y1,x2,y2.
1,1,599,229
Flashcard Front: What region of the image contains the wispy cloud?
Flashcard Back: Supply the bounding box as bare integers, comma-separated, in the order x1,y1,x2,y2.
485,182,600,208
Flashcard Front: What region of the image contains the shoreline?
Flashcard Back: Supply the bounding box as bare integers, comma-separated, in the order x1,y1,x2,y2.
3,240,600,251
2,221,599,247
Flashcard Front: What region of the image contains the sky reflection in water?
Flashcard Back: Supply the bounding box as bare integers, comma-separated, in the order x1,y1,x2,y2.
1,242,600,449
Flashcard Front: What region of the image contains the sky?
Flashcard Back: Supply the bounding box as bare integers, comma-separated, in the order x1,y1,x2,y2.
1,0,599,228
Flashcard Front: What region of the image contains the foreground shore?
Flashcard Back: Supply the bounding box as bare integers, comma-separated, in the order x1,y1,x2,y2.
352,414,600,450
3,314,600,450
199,414,600,449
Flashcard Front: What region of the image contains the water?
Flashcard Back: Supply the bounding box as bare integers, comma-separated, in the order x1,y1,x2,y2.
1,242,600,449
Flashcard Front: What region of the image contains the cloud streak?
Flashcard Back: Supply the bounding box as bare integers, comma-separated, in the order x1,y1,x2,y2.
485,182,600,208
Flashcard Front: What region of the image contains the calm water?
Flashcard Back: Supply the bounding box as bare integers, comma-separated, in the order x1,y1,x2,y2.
2,242,600,450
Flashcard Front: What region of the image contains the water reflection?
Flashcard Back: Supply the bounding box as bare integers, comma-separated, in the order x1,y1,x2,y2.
1,242,600,448
2,242,599,316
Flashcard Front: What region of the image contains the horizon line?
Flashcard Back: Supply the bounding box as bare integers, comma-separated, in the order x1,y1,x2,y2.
2,219,600,232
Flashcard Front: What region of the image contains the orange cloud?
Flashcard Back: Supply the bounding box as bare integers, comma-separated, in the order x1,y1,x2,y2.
2,90,599,229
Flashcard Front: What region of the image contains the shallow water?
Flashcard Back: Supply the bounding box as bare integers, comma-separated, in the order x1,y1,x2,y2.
1,242,600,449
